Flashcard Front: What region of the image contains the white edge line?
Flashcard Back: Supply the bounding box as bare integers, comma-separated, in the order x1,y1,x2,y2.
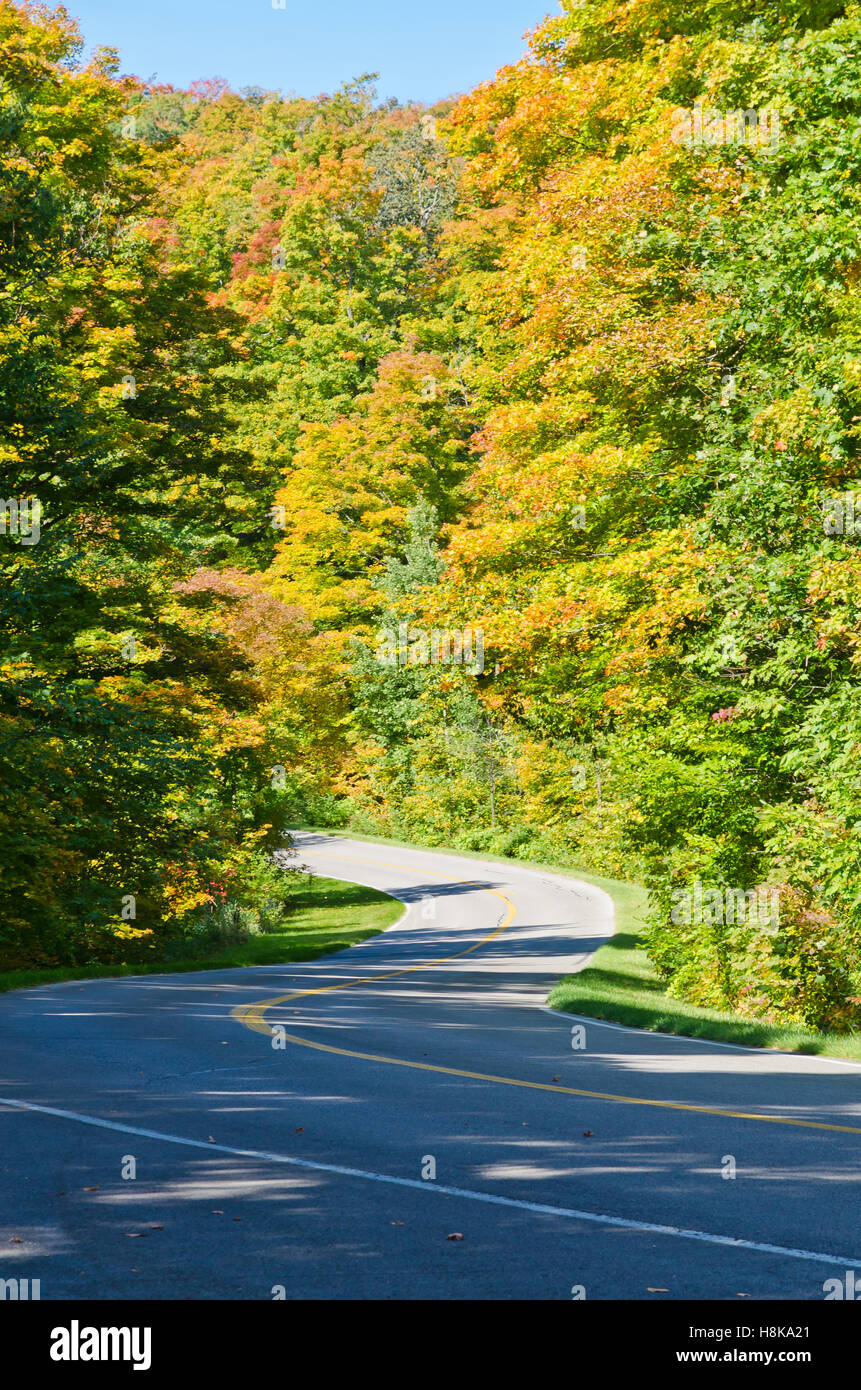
285,836,861,1074
15,837,861,1074
536,1008,861,1071
5,838,861,1274
1,1094,859,1274
301,835,861,1074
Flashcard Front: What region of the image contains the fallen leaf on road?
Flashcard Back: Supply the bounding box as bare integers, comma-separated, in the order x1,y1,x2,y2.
446,1233,465,1241
295,1127,304,1133
552,1076,561,1083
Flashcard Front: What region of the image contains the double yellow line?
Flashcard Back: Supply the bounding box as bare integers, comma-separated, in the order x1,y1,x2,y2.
232,851,861,1137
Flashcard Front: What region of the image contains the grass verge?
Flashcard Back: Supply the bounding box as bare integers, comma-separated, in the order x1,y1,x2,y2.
296,823,861,1062
0,875,403,994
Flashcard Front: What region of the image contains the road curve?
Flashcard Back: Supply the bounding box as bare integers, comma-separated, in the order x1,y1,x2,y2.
2,831,861,1301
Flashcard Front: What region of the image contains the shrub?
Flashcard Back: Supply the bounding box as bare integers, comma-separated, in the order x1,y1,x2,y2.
181,901,262,950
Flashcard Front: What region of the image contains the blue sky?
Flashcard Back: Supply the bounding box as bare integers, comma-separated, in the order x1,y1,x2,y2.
64,1,560,104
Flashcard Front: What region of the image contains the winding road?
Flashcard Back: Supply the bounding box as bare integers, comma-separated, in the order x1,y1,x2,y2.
2,831,861,1300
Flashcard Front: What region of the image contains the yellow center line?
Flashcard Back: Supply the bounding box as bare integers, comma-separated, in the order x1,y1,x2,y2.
231,849,861,1138
232,851,517,1020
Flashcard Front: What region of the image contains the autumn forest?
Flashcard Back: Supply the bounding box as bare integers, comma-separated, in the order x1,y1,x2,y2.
3,0,861,1034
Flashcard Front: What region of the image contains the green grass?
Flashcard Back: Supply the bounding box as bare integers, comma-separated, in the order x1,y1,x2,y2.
0,875,403,994
297,823,861,1062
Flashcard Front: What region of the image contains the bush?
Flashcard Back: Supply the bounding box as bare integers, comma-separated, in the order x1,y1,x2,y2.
179,901,262,951
644,879,861,1032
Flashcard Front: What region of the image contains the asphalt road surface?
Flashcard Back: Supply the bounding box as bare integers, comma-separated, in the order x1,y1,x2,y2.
2,831,860,1301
